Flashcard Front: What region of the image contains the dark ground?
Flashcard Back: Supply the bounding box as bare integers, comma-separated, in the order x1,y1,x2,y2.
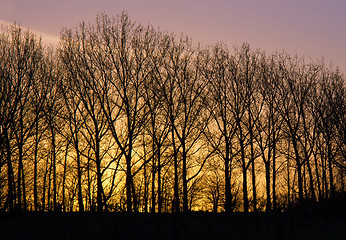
0,210,345,240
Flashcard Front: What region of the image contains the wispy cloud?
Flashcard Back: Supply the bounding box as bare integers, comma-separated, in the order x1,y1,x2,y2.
0,19,59,46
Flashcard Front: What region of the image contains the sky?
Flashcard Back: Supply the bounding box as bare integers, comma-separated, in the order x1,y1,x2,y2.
0,0,345,74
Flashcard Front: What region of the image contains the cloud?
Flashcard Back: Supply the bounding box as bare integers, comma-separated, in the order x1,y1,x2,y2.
0,19,59,46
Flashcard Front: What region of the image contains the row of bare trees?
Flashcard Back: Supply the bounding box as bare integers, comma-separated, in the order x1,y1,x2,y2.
0,13,345,213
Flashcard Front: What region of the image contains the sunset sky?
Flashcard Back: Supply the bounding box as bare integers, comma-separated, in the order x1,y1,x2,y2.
1,0,345,74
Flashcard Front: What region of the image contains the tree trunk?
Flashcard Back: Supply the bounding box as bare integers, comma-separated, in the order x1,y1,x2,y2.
131,175,138,212
6,135,14,211
251,149,256,212
272,136,277,210
21,158,27,211
62,143,68,212
321,153,328,199
17,143,23,211
327,141,335,198
248,111,257,212
242,165,249,212
314,149,322,201
306,158,316,202
42,157,49,211
239,125,249,212
34,121,39,211
286,142,291,207
292,138,304,204
47,161,52,211
151,139,156,213
224,140,232,212
265,161,271,212
144,145,148,213
125,153,132,213
50,125,57,211
182,139,188,212
96,159,103,212
75,134,84,212
297,163,304,204
157,145,162,213
172,127,180,213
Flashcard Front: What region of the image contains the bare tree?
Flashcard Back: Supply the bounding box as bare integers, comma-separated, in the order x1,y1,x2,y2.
142,31,171,212
1,13,345,213
256,54,284,211
231,44,254,212
272,53,318,205
59,22,111,212
204,44,238,212
0,24,48,211
58,68,86,212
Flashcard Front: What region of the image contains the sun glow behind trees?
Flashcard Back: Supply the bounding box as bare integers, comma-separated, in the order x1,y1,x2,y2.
0,12,345,213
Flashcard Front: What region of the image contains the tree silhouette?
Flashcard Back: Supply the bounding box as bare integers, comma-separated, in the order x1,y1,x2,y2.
0,14,345,213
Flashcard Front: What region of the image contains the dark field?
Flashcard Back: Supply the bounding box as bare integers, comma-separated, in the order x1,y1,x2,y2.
0,210,345,240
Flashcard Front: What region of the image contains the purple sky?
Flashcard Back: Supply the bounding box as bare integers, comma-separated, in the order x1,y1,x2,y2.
1,0,345,74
